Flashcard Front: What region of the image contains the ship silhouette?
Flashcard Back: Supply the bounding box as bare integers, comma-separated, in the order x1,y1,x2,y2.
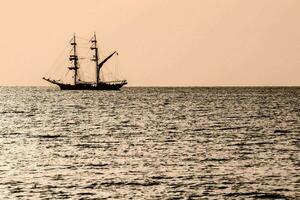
43,33,127,90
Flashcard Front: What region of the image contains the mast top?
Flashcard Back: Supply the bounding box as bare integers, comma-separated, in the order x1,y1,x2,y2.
71,34,77,46
91,32,97,44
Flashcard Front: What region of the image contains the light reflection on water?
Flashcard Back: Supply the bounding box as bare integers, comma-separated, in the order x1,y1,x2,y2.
0,87,299,199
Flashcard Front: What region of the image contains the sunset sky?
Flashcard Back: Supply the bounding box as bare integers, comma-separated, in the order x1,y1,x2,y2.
0,0,299,86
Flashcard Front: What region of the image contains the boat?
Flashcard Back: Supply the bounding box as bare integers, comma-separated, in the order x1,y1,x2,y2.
43,33,127,90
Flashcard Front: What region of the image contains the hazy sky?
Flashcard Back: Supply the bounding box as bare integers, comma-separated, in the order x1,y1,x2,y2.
0,0,299,86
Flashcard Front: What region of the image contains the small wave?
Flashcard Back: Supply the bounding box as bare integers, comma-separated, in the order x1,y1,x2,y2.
274,129,292,134
74,144,103,149
164,139,177,143
36,135,62,139
83,182,98,189
102,180,160,187
76,192,95,196
86,163,109,168
219,126,247,131
83,180,160,189
224,192,287,199
203,158,230,162
150,175,173,180
192,128,207,131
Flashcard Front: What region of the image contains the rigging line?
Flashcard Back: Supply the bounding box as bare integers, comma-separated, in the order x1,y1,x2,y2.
102,67,117,81
83,62,94,71
45,43,70,76
115,59,118,79
81,70,94,80
80,63,94,76
79,66,93,80
63,70,70,78
57,68,69,82
69,47,74,53
77,45,91,48
106,55,119,80
114,53,120,79
76,36,90,41
79,57,89,60
47,57,68,78
115,54,124,80
77,46,91,49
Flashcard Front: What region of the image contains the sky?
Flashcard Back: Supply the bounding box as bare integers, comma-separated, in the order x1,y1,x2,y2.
0,0,299,86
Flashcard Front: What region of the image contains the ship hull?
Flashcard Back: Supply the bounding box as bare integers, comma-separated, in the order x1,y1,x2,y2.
57,82,126,90
43,77,127,90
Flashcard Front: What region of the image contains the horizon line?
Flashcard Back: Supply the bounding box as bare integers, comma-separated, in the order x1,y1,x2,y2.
1,85,299,88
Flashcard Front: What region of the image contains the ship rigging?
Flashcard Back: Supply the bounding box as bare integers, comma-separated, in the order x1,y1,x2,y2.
43,33,127,90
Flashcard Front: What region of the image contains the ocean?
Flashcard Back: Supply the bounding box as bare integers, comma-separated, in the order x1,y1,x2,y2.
0,87,299,199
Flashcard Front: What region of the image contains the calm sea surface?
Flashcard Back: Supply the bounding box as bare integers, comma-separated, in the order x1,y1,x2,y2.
0,87,299,199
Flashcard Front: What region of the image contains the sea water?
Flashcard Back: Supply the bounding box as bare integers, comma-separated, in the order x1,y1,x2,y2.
0,87,299,199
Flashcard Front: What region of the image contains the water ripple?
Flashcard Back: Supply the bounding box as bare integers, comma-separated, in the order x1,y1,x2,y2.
0,87,299,199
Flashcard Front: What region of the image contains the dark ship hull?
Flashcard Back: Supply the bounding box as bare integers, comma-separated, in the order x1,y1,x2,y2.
43,78,127,90
58,82,127,90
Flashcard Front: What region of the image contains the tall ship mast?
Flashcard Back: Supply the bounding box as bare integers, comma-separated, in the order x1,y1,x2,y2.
43,33,127,90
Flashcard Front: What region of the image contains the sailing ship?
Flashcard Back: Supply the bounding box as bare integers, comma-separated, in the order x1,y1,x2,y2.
43,33,127,90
